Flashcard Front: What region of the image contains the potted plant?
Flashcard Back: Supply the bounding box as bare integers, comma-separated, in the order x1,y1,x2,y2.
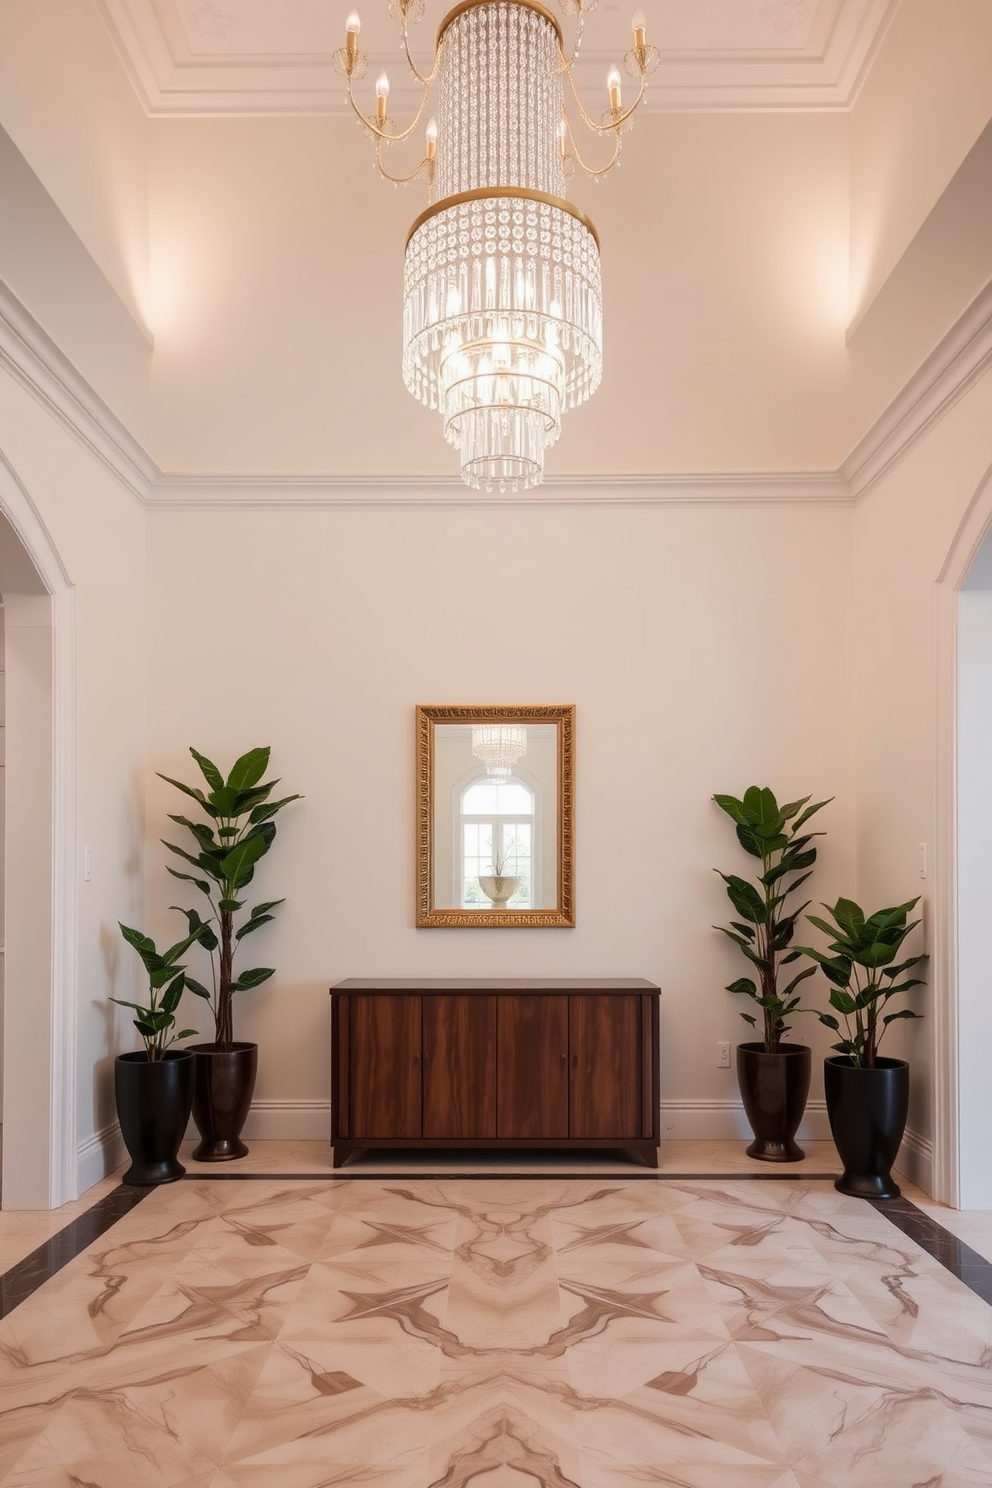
713,786,830,1161
799,896,925,1198
111,919,206,1184
161,746,300,1161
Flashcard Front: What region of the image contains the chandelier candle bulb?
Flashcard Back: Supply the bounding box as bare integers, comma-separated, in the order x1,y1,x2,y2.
426,117,438,162
632,9,646,49
608,65,622,113
375,71,389,125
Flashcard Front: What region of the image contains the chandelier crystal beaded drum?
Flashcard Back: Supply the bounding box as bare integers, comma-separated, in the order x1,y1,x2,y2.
335,1,658,493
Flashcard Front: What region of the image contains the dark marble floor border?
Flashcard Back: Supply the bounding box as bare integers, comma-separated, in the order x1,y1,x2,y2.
870,1196,992,1306
181,1169,841,1181
0,1182,153,1320
3,1174,992,1319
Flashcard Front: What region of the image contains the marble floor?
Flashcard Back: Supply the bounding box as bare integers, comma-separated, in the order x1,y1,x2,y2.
1,1142,991,1487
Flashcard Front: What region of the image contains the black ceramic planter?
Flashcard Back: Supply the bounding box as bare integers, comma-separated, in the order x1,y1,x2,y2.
115,1048,195,1185
824,1054,909,1199
189,1042,258,1161
737,1042,811,1162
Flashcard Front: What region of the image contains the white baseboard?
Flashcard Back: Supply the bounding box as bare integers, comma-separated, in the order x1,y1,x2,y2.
660,1099,833,1143
239,1100,331,1141
76,1121,126,1194
896,1124,933,1197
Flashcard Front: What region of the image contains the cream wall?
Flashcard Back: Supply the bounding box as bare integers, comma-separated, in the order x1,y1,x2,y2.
0,0,151,332
849,0,992,329
144,497,856,1139
0,369,149,1190
851,367,992,1195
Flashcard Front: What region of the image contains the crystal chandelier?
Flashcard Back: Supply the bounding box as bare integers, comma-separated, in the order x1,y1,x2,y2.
472,722,528,782
335,1,658,493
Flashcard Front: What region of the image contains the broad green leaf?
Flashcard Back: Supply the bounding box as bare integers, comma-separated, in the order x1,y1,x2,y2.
831,898,866,938
227,747,271,791
236,914,274,940
726,977,757,998
157,773,211,810
231,966,274,991
713,793,747,826
219,898,243,913
249,794,302,826
165,867,213,897
719,873,767,925
220,831,269,886
792,797,832,832
250,899,284,919
207,785,240,817
190,748,224,791
185,978,212,1000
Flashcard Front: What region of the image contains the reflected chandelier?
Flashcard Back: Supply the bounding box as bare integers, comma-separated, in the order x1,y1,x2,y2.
472,722,528,782
335,1,658,493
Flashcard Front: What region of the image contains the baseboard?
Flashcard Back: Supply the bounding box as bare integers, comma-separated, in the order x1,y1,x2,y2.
896,1124,933,1198
76,1121,126,1194
660,1099,833,1143
239,1100,331,1141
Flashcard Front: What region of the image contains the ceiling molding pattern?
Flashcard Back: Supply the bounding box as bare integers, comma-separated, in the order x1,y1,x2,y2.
93,0,897,117
0,281,156,507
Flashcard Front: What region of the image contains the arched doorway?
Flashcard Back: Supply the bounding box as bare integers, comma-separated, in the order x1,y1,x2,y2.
935,459,992,1208
0,450,76,1210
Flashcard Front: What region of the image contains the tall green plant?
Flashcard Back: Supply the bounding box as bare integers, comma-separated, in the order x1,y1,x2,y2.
713,786,831,1053
113,919,207,1060
799,897,925,1067
161,746,301,1050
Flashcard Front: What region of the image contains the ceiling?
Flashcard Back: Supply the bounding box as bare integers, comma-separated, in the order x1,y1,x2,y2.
94,0,896,116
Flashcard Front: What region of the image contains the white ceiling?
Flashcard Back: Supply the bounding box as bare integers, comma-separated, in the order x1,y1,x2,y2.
94,0,897,115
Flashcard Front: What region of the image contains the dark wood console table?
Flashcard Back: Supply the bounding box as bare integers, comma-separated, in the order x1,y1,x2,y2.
329,977,661,1167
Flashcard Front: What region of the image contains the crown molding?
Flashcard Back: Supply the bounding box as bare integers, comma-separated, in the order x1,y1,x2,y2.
0,282,157,507
843,279,992,501
3,271,991,514
146,470,851,509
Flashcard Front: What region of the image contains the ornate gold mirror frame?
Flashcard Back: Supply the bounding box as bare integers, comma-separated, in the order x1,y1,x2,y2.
417,703,575,927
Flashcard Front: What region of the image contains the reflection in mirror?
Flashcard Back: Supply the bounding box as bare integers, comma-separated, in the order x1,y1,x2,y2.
417,705,574,927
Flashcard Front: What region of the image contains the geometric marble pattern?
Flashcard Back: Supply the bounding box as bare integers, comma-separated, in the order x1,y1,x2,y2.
2,1174,992,1486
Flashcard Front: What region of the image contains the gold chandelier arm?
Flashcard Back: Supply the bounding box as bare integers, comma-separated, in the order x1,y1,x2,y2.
345,79,434,148
560,56,647,137
558,1,585,69
374,135,435,186
400,14,444,88
561,117,622,179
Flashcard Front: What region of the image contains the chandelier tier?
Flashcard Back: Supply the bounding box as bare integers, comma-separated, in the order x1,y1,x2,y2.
471,722,528,782
336,1,657,493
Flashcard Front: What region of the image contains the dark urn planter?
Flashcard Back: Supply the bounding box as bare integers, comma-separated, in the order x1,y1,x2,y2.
824,1054,909,1200
115,1048,195,1185
737,1042,811,1162
189,1042,258,1161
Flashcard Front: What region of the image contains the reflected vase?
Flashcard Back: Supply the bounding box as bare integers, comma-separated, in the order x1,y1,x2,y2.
478,874,519,909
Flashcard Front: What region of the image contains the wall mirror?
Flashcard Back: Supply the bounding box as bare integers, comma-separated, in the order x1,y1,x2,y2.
417,704,574,927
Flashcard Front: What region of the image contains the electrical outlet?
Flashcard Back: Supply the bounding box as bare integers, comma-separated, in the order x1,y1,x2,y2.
717,1041,731,1068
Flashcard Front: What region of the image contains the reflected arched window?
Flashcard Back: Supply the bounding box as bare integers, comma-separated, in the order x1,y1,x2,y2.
460,776,535,908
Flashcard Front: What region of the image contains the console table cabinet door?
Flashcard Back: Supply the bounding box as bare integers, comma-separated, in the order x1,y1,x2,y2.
349,994,422,1138
569,994,642,1139
497,995,569,1139
422,995,498,1139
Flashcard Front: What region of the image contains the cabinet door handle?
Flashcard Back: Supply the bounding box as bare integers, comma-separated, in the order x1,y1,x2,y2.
414,1054,421,1067
422,1053,431,1068
561,1054,567,1069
